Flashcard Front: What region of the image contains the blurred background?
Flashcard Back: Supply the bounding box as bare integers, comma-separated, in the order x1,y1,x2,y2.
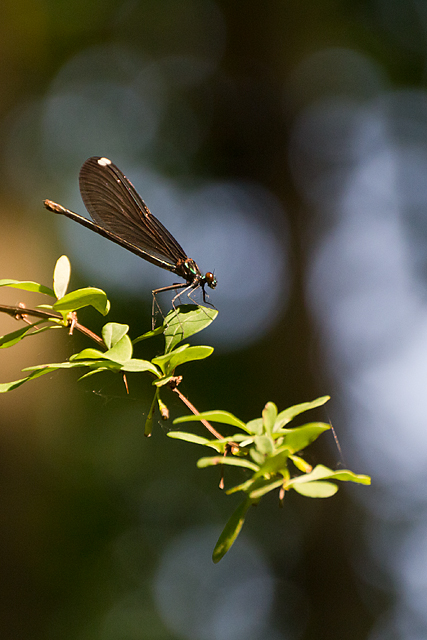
0,0,426,638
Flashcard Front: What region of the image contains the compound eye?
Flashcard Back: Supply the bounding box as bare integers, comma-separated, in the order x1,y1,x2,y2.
205,272,217,289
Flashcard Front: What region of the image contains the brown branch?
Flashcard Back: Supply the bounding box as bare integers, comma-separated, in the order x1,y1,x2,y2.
170,380,224,440
0,303,106,347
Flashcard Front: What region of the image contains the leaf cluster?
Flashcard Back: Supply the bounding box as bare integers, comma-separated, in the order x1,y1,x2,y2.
0,256,216,435
0,256,371,562
170,399,370,561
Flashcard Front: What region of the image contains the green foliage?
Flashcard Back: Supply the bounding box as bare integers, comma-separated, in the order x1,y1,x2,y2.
0,279,55,297
0,256,371,562
0,256,214,399
172,399,370,561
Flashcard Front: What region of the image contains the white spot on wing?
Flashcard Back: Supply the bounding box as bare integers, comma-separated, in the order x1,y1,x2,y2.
98,157,111,166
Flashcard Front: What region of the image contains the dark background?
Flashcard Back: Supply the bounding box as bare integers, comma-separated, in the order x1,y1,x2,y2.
1,1,426,639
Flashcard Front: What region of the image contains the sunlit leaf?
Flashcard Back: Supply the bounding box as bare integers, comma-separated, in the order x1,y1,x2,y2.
71,348,105,360
167,345,213,371
102,322,129,349
53,287,110,315
0,368,55,392
0,279,54,296
274,396,330,430
120,359,160,375
153,344,213,375
0,323,40,348
0,324,61,349
325,469,371,485
248,478,284,499
279,423,330,453
53,255,71,299
292,481,338,498
23,360,108,371
164,304,218,353
102,334,133,363
167,431,223,451
262,402,277,435
289,455,312,473
288,464,371,487
71,336,134,366
152,344,189,373
197,456,259,471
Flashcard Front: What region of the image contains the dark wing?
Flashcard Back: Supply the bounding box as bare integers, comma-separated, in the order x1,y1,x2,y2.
79,157,187,268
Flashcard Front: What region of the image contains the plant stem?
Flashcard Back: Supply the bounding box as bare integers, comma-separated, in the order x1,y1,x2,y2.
0,303,105,347
171,382,223,440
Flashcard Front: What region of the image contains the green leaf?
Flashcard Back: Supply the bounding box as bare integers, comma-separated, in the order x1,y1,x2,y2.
71,335,133,365
0,323,61,348
0,323,41,348
262,402,277,435
53,287,110,315
164,304,218,353
289,455,312,473
103,334,133,363
197,456,259,471
249,448,266,466
153,345,213,375
288,464,371,487
245,418,264,435
328,470,371,484
71,349,159,375
274,395,330,430
152,344,189,373
253,450,290,479
53,255,71,299
102,322,129,349
70,348,106,360
292,481,338,498
173,410,248,432
133,325,164,344
120,359,160,375
276,422,330,452
167,431,223,452
248,478,284,499
23,360,108,371
253,435,275,456
287,464,333,485
168,345,213,371
0,279,55,296
212,498,252,563
0,368,55,392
